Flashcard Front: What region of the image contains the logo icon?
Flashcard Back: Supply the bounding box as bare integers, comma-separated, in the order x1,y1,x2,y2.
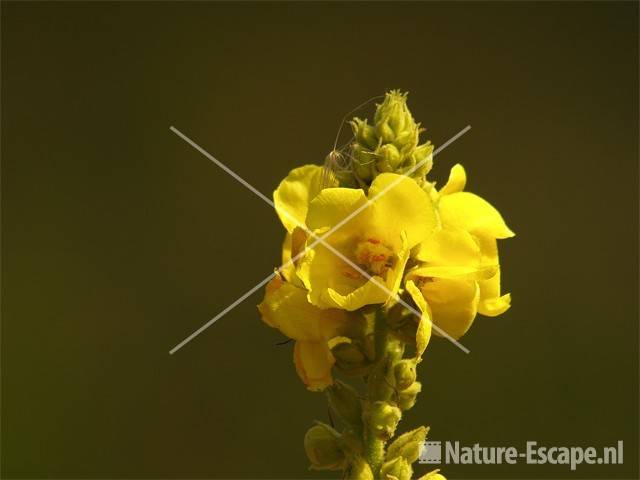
420,441,442,464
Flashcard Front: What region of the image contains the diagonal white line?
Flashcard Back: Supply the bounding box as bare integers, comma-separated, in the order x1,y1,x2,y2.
169,126,275,208
169,125,471,354
169,274,276,355
170,126,470,353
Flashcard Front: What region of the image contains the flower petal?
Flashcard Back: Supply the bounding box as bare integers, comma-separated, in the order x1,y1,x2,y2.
281,233,295,282
274,165,324,233
439,192,515,240
408,264,498,281
475,236,512,317
405,280,433,361
368,173,437,249
439,163,466,196
415,227,481,266
325,278,389,311
305,187,370,242
294,340,335,391
385,231,411,306
420,277,479,340
280,231,306,286
257,275,348,341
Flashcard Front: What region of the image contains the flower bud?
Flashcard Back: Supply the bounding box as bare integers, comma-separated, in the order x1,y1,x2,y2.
386,426,429,464
351,144,377,182
349,90,433,186
374,91,415,138
304,423,346,471
376,143,402,172
347,456,374,480
397,381,422,411
365,401,402,441
329,337,371,376
375,118,396,144
380,457,412,480
394,360,417,391
351,117,378,150
326,380,362,428
407,142,434,178
417,469,447,480
394,126,420,152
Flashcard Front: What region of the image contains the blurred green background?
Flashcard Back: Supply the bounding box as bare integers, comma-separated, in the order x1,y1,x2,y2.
2,2,638,479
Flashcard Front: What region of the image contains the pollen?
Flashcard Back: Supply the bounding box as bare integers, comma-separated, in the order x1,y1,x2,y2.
354,237,396,276
342,268,362,280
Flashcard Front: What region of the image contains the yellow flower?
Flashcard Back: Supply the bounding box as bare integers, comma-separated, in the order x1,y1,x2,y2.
297,173,437,311
257,274,355,391
280,227,307,287
273,164,324,234
406,164,514,339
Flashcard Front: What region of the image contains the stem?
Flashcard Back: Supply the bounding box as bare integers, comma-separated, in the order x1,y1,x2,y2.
363,308,394,477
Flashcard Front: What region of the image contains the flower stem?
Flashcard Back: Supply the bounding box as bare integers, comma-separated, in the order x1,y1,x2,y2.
363,307,397,477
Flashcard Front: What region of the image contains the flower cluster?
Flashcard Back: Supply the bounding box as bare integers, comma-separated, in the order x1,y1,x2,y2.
258,91,514,479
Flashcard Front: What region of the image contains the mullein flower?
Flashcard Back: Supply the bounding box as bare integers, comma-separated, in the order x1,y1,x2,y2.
297,173,436,311
405,164,514,339
258,274,352,391
436,164,514,316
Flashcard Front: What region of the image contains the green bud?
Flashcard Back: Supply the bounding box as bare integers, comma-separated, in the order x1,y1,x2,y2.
367,339,406,401
347,456,374,480
394,126,420,152
394,360,417,391
351,117,377,150
397,381,422,411
327,380,362,428
417,469,446,480
349,90,433,186
374,91,413,131
329,337,371,376
375,118,396,143
376,144,402,172
351,144,377,182
386,426,429,464
380,457,412,480
366,360,395,401
304,423,346,471
365,401,402,441
408,142,434,177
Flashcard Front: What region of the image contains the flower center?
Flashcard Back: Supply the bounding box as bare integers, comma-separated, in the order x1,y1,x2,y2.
351,237,396,277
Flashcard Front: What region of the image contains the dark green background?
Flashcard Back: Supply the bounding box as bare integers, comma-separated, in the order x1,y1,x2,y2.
2,2,638,479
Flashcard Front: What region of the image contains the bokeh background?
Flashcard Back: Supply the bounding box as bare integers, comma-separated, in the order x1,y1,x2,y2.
2,2,638,479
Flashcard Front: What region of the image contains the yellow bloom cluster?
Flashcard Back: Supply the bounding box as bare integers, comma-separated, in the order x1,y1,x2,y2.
259,160,513,390
257,91,514,478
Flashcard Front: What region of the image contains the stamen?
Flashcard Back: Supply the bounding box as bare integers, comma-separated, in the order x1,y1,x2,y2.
353,237,396,277
342,269,362,279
